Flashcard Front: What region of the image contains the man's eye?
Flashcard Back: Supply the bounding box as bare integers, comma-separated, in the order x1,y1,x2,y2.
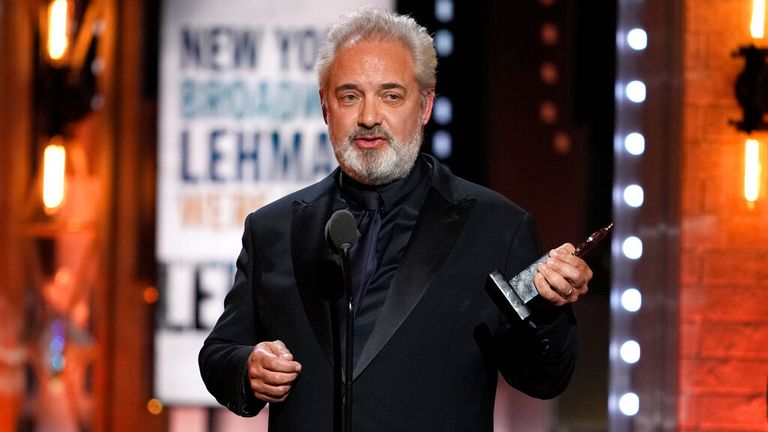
340,94,358,102
384,93,403,101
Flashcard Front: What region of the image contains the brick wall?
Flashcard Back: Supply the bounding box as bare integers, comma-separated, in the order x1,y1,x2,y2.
681,0,768,430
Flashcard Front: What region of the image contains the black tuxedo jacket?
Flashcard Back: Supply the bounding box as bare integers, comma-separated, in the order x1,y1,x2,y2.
199,156,577,431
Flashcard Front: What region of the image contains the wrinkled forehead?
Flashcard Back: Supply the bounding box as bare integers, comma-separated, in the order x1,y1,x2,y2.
325,39,417,90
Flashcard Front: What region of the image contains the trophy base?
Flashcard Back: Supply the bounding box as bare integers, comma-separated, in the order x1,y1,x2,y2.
485,255,548,321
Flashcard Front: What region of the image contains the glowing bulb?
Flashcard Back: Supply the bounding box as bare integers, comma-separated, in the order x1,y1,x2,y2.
624,133,645,155
432,130,452,159
621,288,642,312
744,138,761,203
623,184,644,207
47,0,70,61
435,30,453,56
619,392,640,416
626,80,646,103
627,28,647,50
752,0,765,39
43,139,66,211
435,0,454,23
620,340,641,364
622,236,642,260
147,398,164,415
433,97,453,125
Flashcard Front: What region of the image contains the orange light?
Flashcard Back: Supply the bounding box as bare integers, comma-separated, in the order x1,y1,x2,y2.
43,138,66,212
147,398,164,415
142,286,160,304
47,0,70,61
751,0,765,39
744,138,761,204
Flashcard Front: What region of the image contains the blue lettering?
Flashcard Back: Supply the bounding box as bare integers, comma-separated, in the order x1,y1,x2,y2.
275,30,291,71
181,130,198,183
181,28,202,68
271,132,303,180
209,129,225,182
273,28,322,72
180,26,263,71
313,132,334,176
234,30,259,69
209,27,225,71
237,132,259,181
297,29,319,71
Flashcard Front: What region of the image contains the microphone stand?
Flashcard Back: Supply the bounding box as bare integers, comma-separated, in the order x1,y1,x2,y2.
339,245,354,432
325,209,357,432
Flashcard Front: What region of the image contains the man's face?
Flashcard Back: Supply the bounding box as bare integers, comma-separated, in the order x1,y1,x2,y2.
320,39,434,185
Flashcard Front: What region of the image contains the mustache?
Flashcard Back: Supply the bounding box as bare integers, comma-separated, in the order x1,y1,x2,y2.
348,125,393,142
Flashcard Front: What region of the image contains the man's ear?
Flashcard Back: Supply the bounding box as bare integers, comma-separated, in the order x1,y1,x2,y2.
420,90,435,125
319,90,328,124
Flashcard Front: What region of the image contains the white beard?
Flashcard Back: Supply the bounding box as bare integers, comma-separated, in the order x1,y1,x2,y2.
333,124,423,186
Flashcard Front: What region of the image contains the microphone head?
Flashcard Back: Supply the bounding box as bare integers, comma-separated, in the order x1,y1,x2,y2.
325,209,357,254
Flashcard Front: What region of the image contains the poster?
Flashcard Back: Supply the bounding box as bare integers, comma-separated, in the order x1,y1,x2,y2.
155,0,392,404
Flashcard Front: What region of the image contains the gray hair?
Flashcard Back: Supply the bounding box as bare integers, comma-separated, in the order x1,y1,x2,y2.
316,7,437,95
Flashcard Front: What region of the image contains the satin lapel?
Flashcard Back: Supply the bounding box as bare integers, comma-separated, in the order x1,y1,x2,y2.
291,193,336,367
353,187,476,378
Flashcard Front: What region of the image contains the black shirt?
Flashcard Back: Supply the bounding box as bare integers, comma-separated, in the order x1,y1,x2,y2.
335,156,433,363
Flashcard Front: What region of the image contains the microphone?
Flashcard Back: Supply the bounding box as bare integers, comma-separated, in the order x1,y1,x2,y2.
324,209,357,432
325,209,357,255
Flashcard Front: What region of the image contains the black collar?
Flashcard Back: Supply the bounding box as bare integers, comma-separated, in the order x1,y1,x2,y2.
337,155,431,214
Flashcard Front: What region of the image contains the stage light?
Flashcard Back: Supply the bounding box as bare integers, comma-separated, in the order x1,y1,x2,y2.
432,130,452,159
730,3,768,203
623,184,644,207
624,132,645,155
147,398,164,415
620,340,641,364
43,138,67,212
627,28,647,50
618,392,640,416
751,0,765,39
435,29,453,56
625,80,646,103
744,138,762,203
47,0,71,62
622,236,643,260
621,288,642,312
435,0,454,23
433,97,453,125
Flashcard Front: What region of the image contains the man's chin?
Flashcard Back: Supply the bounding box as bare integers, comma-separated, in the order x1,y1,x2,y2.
335,137,420,185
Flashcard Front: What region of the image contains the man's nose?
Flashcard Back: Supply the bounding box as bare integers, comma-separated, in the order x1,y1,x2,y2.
357,97,382,128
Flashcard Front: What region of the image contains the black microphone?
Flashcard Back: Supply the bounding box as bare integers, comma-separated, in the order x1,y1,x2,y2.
324,209,357,432
325,209,357,255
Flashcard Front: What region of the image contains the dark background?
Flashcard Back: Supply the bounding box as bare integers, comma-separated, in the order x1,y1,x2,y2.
397,1,616,428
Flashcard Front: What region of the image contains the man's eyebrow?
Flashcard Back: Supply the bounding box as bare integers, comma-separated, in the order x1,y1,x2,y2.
380,83,407,91
334,83,408,92
334,83,360,92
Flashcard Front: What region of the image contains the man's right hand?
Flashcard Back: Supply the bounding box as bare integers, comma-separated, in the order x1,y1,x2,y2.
247,340,302,403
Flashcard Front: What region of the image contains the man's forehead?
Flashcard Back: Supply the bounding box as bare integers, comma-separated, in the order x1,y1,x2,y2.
327,39,416,87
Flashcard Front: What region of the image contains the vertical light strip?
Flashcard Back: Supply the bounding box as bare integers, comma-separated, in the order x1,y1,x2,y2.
47,0,70,61
608,0,684,432
43,139,67,211
613,1,679,429
744,138,761,203
612,0,647,428
751,0,765,39
431,0,454,160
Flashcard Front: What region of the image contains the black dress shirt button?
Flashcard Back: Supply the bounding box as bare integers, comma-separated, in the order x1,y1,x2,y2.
539,338,551,355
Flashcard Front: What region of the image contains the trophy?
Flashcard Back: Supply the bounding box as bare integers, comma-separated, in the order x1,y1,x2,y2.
486,223,613,320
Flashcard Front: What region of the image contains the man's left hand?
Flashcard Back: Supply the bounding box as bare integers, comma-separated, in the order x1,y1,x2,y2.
534,243,593,306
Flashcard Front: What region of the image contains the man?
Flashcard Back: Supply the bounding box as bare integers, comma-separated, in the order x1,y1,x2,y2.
199,7,592,431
